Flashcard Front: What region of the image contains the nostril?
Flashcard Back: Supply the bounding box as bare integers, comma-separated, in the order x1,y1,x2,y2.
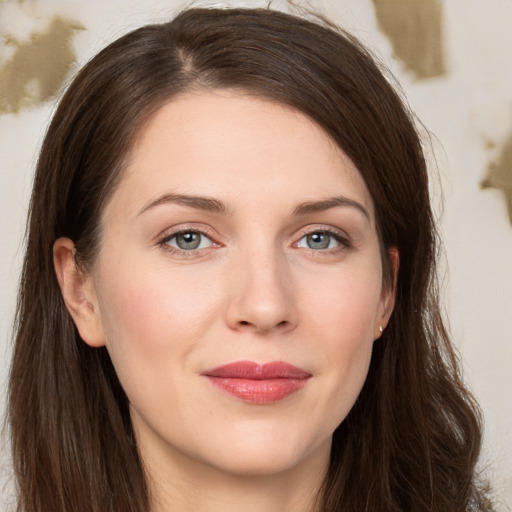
237,319,288,329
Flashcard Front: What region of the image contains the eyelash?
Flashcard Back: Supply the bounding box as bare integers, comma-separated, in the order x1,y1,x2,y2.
157,226,351,256
295,227,351,254
158,227,218,256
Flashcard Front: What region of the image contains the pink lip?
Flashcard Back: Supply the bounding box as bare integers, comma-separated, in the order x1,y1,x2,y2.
202,361,312,404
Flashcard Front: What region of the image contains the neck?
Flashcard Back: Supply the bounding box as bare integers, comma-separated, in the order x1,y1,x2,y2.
142,438,330,512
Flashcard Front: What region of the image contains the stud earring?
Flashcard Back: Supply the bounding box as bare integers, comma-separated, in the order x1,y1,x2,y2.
379,325,383,333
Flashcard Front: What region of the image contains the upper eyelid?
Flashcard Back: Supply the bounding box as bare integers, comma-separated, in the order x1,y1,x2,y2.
160,232,213,247
158,224,218,243
291,228,353,255
155,223,352,246
294,225,351,241
157,228,219,256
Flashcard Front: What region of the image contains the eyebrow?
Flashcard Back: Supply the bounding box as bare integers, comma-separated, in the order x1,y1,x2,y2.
292,196,370,220
137,193,231,217
137,192,369,220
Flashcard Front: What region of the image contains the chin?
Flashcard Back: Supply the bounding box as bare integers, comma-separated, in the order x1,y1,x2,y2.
200,425,331,478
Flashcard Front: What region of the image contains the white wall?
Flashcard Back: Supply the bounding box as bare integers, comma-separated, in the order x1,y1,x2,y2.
1,0,510,509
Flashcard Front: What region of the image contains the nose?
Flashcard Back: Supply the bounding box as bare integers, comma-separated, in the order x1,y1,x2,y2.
225,248,298,335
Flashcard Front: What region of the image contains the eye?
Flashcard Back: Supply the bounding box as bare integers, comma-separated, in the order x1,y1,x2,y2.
161,230,214,251
296,231,345,250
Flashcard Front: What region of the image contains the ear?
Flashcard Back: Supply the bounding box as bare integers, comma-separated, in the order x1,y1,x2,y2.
53,237,106,347
374,247,399,340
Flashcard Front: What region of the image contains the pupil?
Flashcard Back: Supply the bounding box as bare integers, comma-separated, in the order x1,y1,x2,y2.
307,232,330,250
177,232,200,250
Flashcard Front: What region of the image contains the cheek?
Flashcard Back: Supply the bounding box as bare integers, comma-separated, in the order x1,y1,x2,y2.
302,263,381,421
94,261,219,396
304,260,382,345
98,255,215,334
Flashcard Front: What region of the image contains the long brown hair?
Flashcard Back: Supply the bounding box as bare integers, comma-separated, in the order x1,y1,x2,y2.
9,7,493,511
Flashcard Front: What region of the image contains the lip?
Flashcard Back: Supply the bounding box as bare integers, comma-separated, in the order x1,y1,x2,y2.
201,361,312,404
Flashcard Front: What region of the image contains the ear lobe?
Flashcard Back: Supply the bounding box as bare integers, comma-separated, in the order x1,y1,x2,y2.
375,247,399,339
53,237,106,347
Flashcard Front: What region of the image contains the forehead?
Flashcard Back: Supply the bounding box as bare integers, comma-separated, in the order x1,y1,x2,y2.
104,90,375,223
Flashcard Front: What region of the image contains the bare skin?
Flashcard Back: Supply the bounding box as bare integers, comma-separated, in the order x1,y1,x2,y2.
54,91,396,511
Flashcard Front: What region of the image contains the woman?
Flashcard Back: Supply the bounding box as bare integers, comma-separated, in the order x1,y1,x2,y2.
8,7,493,512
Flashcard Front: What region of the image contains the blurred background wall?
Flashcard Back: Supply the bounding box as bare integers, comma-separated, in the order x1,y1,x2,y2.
1,0,510,509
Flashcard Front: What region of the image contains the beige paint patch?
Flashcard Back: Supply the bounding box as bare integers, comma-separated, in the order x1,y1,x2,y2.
481,134,512,225
0,16,83,115
372,0,446,80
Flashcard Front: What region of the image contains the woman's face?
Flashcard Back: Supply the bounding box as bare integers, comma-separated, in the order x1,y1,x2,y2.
71,91,395,478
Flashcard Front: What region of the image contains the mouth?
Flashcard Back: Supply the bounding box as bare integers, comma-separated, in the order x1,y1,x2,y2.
201,361,312,404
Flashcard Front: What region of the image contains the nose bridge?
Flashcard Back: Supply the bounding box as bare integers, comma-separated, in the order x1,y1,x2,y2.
226,235,297,333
